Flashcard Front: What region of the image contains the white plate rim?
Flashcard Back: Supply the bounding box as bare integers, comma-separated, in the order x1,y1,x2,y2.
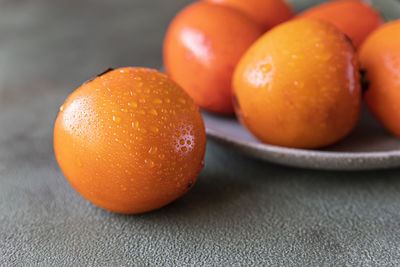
205,121,400,171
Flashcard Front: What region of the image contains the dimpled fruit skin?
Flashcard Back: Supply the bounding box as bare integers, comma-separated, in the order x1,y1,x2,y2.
359,20,400,137
206,0,294,30
233,19,361,149
163,2,263,115
300,0,382,49
54,68,206,214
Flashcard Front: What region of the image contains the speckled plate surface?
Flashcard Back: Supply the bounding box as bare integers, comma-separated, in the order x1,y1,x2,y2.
204,0,400,171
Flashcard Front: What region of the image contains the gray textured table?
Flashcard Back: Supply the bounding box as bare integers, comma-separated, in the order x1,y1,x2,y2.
1,0,400,266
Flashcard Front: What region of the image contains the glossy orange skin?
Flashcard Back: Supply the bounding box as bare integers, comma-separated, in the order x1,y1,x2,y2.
359,20,400,137
233,19,361,149
300,0,383,49
206,0,294,30
54,68,206,214
163,2,263,115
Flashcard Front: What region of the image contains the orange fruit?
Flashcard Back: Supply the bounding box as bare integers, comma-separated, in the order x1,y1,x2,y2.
300,0,383,49
163,2,263,115
233,19,361,149
54,67,206,214
359,20,400,136
206,0,294,30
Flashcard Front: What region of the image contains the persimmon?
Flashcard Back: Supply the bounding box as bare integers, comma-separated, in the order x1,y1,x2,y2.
359,20,400,136
300,0,383,49
233,19,361,149
163,1,263,114
54,67,206,214
206,0,294,30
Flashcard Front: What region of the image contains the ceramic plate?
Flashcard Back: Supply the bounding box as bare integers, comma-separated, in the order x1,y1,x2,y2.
203,0,400,170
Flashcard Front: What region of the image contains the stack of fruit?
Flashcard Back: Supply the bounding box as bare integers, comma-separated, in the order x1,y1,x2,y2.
164,0,398,149
54,0,400,214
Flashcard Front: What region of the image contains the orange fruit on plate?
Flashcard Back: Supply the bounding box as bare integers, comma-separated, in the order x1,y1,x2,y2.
163,2,264,115
300,0,383,49
359,20,400,136
54,67,206,214
233,18,361,149
206,0,294,30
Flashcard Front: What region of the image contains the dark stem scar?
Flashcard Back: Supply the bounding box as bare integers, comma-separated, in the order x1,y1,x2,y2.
83,68,114,85
97,68,114,77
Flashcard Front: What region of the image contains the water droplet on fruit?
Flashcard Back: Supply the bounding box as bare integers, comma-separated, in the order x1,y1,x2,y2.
148,146,158,154
178,98,186,104
145,159,155,168
260,63,272,73
153,98,163,104
113,116,121,123
150,126,159,133
319,52,332,61
293,81,304,88
128,102,138,108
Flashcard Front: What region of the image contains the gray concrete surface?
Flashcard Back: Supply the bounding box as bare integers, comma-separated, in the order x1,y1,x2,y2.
1,0,400,266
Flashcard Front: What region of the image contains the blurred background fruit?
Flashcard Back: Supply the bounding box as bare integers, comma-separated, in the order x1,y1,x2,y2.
233,18,361,149
206,0,294,30
54,68,206,214
300,0,383,49
164,2,263,115
359,20,400,137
